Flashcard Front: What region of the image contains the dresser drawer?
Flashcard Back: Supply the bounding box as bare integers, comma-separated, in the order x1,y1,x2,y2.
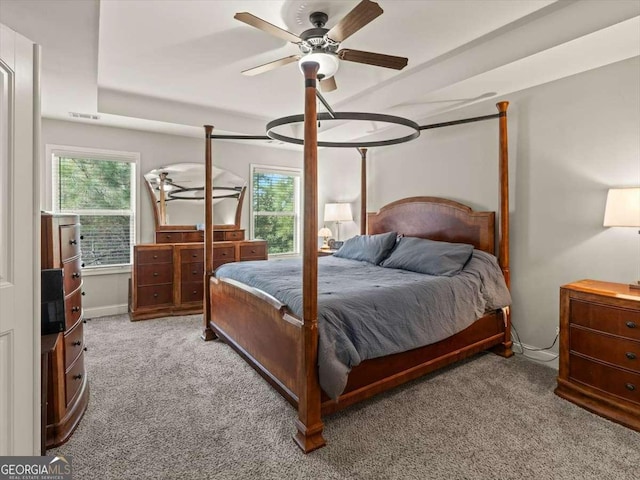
181,281,203,304
570,326,639,372
64,289,83,330
570,354,640,405
156,232,183,243
62,257,82,295
181,262,204,283
137,248,172,265
136,263,173,286
213,245,235,261
183,231,205,243
222,230,245,241
64,320,84,370
136,284,173,307
570,299,640,341
240,243,266,260
60,224,81,261
180,248,204,263
65,352,85,407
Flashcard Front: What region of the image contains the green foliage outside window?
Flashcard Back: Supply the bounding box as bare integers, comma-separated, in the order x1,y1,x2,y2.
252,170,300,255
55,157,134,267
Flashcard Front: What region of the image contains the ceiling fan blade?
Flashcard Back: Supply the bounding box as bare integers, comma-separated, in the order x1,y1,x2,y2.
234,12,301,44
338,49,408,70
320,76,337,92
241,55,301,76
326,0,383,43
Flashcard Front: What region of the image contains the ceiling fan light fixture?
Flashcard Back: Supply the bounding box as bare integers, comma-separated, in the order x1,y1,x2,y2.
298,52,339,79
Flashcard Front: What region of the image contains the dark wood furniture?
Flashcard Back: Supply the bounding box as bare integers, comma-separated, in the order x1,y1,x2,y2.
41,213,89,448
202,64,512,452
555,279,640,431
129,239,267,321
317,249,337,257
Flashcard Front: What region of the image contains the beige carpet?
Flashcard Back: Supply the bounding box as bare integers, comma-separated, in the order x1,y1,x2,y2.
52,314,639,479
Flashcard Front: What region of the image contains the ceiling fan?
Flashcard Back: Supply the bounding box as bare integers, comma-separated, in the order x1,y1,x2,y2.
234,0,408,92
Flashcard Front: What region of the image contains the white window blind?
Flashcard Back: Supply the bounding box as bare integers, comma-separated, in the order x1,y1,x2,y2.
251,165,301,256
52,155,136,268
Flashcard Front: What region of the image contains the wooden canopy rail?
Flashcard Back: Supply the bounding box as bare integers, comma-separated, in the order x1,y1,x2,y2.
202,65,512,452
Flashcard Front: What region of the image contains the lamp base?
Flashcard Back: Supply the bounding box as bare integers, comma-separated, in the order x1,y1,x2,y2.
630,281,640,291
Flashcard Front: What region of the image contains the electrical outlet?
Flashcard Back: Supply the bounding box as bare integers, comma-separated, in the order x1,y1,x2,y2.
555,326,560,335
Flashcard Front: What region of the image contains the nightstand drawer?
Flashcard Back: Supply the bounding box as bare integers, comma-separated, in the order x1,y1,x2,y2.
240,243,266,260
136,284,173,307
137,248,172,265
136,263,173,286
570,299,640,341
570,354,640,405
156,232,183,243
570,326,639,372
65,352,85,407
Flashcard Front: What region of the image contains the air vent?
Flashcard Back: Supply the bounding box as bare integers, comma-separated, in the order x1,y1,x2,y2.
69,112,100,120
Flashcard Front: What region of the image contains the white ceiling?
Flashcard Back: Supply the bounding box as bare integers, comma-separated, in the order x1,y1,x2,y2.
1,0,639,143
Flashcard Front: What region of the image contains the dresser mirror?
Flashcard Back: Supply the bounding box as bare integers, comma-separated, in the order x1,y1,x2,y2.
144,163,246,231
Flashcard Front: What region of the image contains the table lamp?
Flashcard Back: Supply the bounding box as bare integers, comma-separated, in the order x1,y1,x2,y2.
603,187,640,289
318,227,332,250
324,203,352,241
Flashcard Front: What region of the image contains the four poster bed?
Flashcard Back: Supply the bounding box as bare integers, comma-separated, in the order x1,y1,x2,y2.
201,63,513,452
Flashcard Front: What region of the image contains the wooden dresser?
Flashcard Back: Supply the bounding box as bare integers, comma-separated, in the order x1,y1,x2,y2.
41,213,89,448
555,279,639,431
129,238,267,320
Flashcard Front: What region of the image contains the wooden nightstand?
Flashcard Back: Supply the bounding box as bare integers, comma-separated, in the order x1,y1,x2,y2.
555,279,640,431
318,249,337,257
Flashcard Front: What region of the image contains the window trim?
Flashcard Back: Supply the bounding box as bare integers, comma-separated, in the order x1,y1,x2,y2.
249,164,302,257
45,144,140,273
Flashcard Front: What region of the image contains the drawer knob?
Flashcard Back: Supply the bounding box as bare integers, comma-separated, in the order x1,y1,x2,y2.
222,252,227,256
81,262,85,268
153,272,159,277
69,239,77,245
626,352,637,360
83,347,88,352
72,272,80,278
153,293,159,298
627,321,637,329
192,270,198,274
72,306,80,313
192,254,198,258
72,340,81,346
251,250,256,253
80,235,84,240
73,374,82,380
82,291,86,296
625,383,636,391
153,255,158,259
82,319,87,324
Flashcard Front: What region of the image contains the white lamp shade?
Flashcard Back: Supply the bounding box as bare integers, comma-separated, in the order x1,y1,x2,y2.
324,203,353,222
318,227,332,237
603,187,640,227
298,52,340,79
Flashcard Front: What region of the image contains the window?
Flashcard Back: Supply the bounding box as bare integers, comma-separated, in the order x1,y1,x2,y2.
50,147,137,270
250,165,301,256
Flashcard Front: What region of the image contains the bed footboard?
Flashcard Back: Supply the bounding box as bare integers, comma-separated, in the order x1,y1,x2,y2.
208,277,303,404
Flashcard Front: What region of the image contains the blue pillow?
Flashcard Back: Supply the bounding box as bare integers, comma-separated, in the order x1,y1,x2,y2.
380,237,474,276
333,231,398,265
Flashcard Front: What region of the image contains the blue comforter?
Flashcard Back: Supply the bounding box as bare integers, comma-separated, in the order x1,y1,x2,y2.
216,250,511,399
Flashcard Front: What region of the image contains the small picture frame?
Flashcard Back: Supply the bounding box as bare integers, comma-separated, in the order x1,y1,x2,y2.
328,239,344,250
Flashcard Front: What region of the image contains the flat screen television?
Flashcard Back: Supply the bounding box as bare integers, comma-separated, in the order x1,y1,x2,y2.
41,268,65,334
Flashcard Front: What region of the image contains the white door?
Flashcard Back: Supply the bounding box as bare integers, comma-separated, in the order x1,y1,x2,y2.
0,23,40,455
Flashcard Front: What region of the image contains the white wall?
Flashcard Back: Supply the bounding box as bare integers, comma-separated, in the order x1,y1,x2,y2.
321,57,640,358
41,120,303,317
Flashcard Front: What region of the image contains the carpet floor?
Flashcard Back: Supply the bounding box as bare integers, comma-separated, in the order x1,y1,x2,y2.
52,314,639,480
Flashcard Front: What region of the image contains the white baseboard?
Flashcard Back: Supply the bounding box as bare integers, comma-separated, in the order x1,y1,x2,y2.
512,341,559,369
84,303,128,319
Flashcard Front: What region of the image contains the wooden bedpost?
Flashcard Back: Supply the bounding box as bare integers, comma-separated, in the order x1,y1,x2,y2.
294,62,326,453
492,101,513,358
359,148,368,235
201,124,217,341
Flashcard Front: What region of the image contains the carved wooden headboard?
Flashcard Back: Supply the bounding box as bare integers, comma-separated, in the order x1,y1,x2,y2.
367,196,496,255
